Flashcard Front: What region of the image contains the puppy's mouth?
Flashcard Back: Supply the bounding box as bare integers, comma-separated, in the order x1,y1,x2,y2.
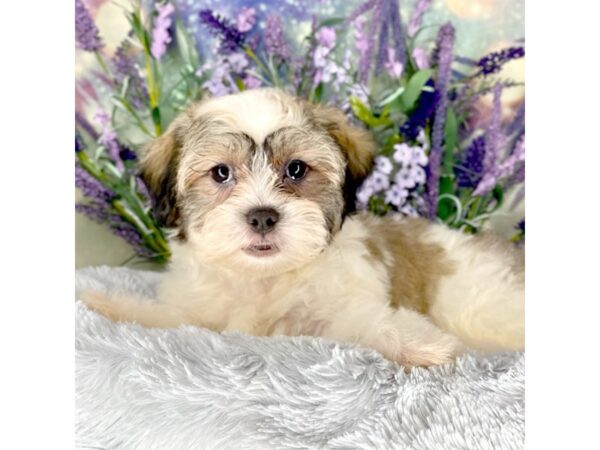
243,242,280,257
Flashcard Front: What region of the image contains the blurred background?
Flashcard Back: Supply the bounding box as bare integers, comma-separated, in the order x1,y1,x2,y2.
75,0,524,269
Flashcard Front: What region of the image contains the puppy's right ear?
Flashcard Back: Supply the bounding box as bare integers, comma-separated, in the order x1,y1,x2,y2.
139,115,188,228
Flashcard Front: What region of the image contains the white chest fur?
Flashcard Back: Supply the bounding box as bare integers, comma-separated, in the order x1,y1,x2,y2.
158,217,392,336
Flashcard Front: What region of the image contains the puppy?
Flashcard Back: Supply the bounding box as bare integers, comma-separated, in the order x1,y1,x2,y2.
81,88,524,368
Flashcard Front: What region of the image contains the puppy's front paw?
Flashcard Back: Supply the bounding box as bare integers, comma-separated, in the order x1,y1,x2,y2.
78,291,120,322
373,324,463,370
397,332,463,369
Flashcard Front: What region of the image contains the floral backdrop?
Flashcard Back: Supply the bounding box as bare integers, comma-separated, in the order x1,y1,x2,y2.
75,0,524,267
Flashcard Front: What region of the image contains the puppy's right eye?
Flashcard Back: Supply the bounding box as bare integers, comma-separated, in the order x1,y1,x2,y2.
211,164,232,183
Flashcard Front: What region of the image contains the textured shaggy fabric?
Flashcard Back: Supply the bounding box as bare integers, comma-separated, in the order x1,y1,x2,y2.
75,266,525,450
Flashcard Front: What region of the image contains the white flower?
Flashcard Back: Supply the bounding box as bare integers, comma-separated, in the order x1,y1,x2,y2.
393,143,413,165
313,46,330,69
371,170,390,192
374,156,393,175
384,185,409,206
400,203,419,217
226,53,249,73
394,163,425,190
356,178,375,207
416,129,428,148
413,146,428,166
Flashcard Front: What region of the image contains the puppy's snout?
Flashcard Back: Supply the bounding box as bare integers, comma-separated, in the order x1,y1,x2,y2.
246,207,280,234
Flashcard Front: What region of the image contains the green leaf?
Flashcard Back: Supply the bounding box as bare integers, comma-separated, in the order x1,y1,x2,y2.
396,69,434,112
378,86,405,107
312,82,324,102
490,186,504,212
235,77,246,91
175,20,199,69
151,107,161,128
130,12,144,38
349,96,392,128
318,17,345,28
119,76,130,98
443,107,458,175
437,176,456,221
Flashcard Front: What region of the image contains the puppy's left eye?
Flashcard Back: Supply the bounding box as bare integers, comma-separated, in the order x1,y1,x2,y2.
285,160,308,180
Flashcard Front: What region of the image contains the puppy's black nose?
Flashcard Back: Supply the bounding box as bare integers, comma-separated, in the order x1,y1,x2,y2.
246,207,280,234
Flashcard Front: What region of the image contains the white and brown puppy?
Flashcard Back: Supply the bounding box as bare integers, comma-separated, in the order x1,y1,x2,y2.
82,88,524,368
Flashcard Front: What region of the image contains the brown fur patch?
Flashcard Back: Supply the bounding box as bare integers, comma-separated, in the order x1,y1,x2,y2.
304,102,376,216
305,103,375,181
263,126,345,234
364,216,455,314
139,112,192,229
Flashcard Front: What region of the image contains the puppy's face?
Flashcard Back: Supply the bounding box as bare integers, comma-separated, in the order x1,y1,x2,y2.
141,89,374,276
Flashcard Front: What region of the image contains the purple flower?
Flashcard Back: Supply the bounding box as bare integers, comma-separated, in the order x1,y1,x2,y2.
200,64,234,97
497,135,525,179
482,83,504,177
387,0,406,70
407,0,432,37
350,0,406,81
75,165,112,203
412,47,429,69
111,220,148,255
374,1,389,76
264,15,290,59
199,9,245,53
399,79,437,140
347,0,377,22
315,50,352,90
236,7,256,33
75,0,103,52
119,147,137,161
243,75,262,89
198,53,251,97
384,48,404,79
455,136,485,188
353,18,373,83
316,27,336,49
506,101,525,137
112,40,148,108
473,84,506,196
75,134,84,153
79,205,152,257
477,46,524,76
76,111,99,141
95,111,125,171
76,203,109,223
151,3,175,60
426,22,455,218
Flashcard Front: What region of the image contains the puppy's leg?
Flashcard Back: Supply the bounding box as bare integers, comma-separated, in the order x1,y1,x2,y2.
424,228,525,351
78,291,194,328
323,304,463,368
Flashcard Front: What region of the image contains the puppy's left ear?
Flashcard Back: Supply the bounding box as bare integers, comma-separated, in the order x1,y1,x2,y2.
307,103,375,213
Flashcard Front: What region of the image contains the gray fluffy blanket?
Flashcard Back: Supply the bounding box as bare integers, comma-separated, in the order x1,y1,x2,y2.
75,266,524,450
